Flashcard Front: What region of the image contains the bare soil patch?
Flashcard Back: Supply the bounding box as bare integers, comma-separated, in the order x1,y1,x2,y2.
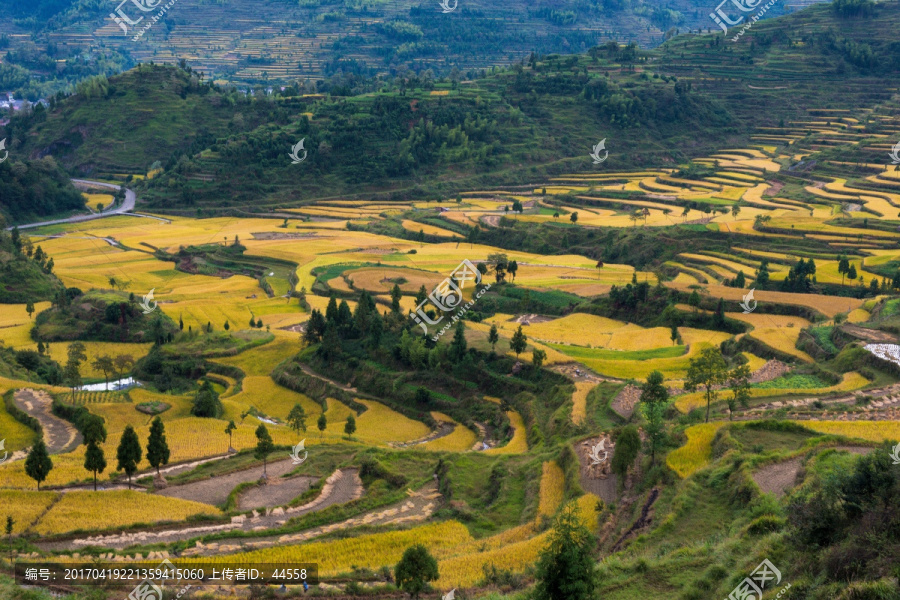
753,446,873,497
610,385,641,420
237,475,318,510
156,458,299,506
13,389,81,454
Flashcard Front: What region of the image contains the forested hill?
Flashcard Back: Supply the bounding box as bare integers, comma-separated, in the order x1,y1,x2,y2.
0,155,85,224
4,1,900,213
0,0,800,99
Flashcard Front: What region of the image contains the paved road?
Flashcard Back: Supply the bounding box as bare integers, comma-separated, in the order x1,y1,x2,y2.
8,179,137,231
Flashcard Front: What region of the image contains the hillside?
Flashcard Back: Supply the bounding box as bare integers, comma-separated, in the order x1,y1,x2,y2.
0,0,801,98
0,155,86,224
6,2,898,213
0,227,64,303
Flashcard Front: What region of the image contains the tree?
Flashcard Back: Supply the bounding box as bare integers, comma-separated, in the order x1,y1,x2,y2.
317,413,327,438
532,348,547,369
116,425,142,489
611,425,640,481
533,503,597,600
415,387,431,405
91,355,115,391
224,320,230,331
25,440,53,490
254,424,274,478
25,301,34,319
287,404,307,439
81,415,106,444
731,205,741,219
756,260,770,286
345,414,357,438
488,324,499,353
570,212,579,224
847,263,858,282
114,354,135,381
596,261,604,278
688,290,701,312
5,515,12,568
84,441,107,491
225,420,237,451
449,321,467,362
510,325,527,360
726,364,752,420
734,270,746,289
838,255,850,286
640,371,668,464
670,324,679,346
146,417,170,477
507,260,518,281
685,347,728,422
192,380,222,418
390,284,403,314
394,545,439,600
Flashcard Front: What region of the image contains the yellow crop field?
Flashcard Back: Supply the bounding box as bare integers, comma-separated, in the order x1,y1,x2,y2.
194,521,473,573
486,410,528,454
0,404,38,453
0,490,58,533
421,413,478,452
536,461,565,518
436,495,598,588
674,372,869,412
571,382,593,425
223,376,321,423
805,420,900,442
667,422,727,478
32,490,220,535
401,220,463,238
45,342,153,378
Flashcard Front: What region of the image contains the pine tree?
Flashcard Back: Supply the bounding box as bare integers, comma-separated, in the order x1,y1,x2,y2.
146,417,170,477
84,441,107,491
488,324,499,352
344,414,356,438
510,325,528,360
25,440,53,491
255,424,274,478
116,425,142,488
449,321,467,362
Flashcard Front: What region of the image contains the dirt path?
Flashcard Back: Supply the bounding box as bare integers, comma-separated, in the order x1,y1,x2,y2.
391,421,456,449
187,480,439,557
739,381,900,422
50,469,362,551
156,458,300,506
12,389,81,454
753,446,873,497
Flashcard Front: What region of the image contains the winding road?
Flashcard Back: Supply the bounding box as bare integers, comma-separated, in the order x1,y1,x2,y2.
8,179,138,231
